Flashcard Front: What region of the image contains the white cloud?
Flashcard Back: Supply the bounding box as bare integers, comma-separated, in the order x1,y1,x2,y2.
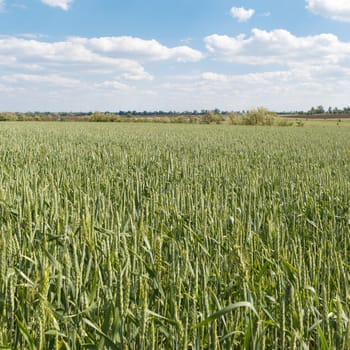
70,36,204,62
155,26,350,111
201,70,301,85
306,0,350,22
204,29,350,66
121,71,154,81
2,63,350,111
0,35,202,85
1,73,80,87
0,36,156,79
0,35,204,111
158,63,350,111
230,7,255,22
1,25,350,112
41,0,74,11
95,80,130,91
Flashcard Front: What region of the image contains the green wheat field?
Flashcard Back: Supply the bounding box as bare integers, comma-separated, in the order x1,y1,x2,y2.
0,122,349,349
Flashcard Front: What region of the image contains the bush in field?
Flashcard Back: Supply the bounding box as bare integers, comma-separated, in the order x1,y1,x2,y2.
201,110,225,124
0,112,17,121
90,112,123,122
108,109,293,126
276,118,294,126
228,108,293,126
228,112,242,125
242,107,277,125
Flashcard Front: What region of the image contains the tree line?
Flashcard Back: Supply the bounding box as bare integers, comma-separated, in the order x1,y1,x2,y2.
303,106,350,115
0,108,294,126
0,105,349,123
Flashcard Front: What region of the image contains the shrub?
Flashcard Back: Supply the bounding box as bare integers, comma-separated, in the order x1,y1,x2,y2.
276,119,293,126
228,112,242,125
201,111,225,124
242,107,277,125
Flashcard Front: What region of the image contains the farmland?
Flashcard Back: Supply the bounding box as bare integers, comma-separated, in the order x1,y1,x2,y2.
0,122,349,349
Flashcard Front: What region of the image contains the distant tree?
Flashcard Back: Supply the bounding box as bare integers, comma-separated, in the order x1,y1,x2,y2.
307,106,316,115
316,105,325,114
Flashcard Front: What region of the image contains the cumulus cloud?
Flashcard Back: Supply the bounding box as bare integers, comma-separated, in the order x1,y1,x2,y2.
0,35,205,110
0,35,201,83
121,71,154,81
204,28,350,66
306,0,350,22
69,36,204,62
201,70,301,85
158,62,350,111
164,28,350,110
1,73,80,87
0,36,147,79
95,80,130,91
0,0,5,12
41,0,74,11
230,7,255,22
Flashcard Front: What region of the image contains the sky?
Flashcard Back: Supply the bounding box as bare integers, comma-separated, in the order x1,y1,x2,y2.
1,0,350,112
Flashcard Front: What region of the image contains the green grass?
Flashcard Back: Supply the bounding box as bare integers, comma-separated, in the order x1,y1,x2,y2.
288,118,350,128
0,122,349,349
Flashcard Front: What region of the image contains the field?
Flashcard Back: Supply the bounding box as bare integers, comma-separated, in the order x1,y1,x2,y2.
0,122,349,349
288,118,350,128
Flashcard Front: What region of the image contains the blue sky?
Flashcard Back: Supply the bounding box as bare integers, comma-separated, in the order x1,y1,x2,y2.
1,0,350,112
